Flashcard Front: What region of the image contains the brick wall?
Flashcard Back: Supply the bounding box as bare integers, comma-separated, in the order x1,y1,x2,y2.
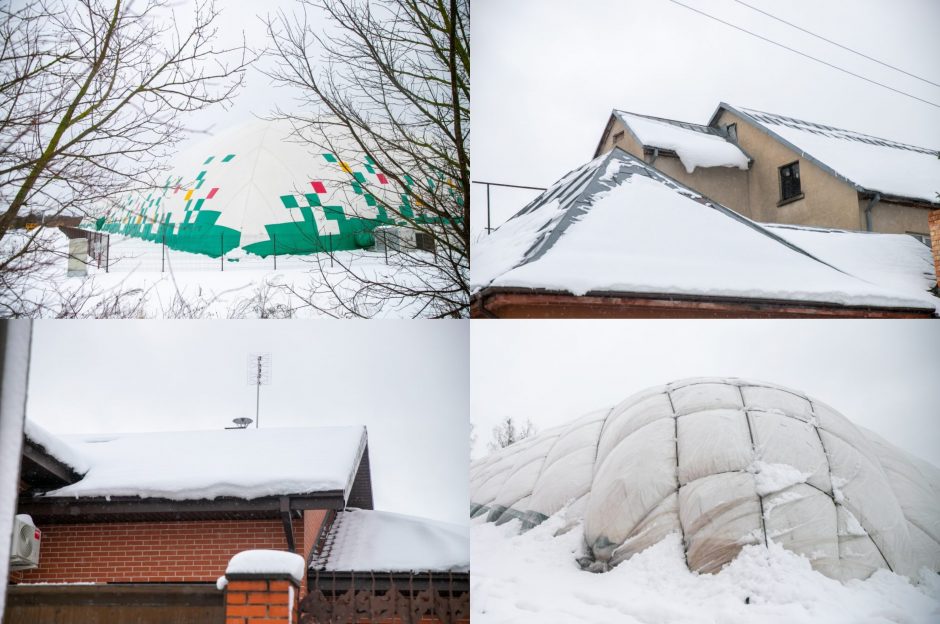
225,578,298,624
929,209,940,289
9,518,313,586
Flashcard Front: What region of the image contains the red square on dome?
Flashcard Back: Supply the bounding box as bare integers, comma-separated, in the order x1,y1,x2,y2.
311,181,327,194
377,173,389,185
207,187,219,199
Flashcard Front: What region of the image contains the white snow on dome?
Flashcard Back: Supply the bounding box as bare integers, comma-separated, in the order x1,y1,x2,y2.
738,106,940,204
616,111,749,173
42,426,366,501
96,118,441,257
470,377,940,582
314,509,469,573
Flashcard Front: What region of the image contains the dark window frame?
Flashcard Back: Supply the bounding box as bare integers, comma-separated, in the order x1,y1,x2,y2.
612,131,625,145
778,161,803,204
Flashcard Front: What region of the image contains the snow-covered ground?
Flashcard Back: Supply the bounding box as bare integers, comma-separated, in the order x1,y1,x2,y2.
472,512,940,624
2,229,460,318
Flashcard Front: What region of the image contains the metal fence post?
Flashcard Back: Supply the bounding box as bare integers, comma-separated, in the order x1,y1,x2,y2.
220,233,224,272
161,232,165,273
329,234,333,268
273,234,277,270
105,235,109,273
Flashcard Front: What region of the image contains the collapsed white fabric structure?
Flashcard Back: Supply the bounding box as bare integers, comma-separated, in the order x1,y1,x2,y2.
470,378,940,582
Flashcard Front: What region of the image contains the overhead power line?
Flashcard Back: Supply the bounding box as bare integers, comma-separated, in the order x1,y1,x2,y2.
665,0,940,109
732,0,940,89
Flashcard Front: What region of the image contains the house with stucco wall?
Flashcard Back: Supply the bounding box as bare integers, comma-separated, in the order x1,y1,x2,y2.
595,103,940,240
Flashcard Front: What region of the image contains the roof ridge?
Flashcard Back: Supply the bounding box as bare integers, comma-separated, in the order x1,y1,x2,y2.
614,109,719,136
737,105,938,155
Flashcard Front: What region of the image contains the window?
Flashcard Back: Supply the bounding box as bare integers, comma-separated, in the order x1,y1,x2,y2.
907,232,931,246
613,131,624,145
726,123,737,142
778,161,802,203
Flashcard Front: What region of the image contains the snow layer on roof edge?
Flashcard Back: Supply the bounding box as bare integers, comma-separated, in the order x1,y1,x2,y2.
41,426,365,501
616,111,749,173
470,377,940,582
24,420,89,474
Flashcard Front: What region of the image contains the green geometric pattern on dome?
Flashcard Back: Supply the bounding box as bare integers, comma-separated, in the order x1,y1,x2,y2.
96,149,458,258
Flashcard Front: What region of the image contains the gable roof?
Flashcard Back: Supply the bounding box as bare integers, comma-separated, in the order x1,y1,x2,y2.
24,424,369,503
471,148,938,313
607,110,750,173
710,103,940,205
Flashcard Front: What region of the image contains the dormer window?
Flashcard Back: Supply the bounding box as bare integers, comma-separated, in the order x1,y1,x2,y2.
726,123,737,142
778,161,803,204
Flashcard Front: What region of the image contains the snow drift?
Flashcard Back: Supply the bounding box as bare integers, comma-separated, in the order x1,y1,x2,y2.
470,378,940,582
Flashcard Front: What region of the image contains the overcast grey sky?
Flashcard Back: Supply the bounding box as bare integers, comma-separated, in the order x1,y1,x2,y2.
470,0,940,235
471,320,940,465
26,321,469,525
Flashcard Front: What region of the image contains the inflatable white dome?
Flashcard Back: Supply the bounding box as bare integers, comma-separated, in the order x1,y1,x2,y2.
470,378,940,581
92,119,451,257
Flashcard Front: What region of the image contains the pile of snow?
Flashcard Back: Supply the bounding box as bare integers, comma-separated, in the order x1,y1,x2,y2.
221,549,305,586
40,426,366,501
471,378,940,582
472,150,938,313
740,106,940,204
3,229,455,319
615,111,749,173
315,509,469,573
472,513,940,624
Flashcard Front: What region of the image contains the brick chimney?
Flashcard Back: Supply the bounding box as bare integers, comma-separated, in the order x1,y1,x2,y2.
930,209,940,290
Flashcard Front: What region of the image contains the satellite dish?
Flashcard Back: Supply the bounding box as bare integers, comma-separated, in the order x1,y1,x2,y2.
232,417,253,428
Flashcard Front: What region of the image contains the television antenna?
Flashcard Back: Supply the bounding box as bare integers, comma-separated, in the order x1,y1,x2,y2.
247,353,272,428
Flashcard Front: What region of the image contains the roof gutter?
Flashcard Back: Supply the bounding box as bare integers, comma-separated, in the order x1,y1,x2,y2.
17,492,348,523
864,193,881,231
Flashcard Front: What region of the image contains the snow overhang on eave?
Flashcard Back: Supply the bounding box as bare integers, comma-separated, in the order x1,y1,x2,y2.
20,441,83,490
857,189,940,209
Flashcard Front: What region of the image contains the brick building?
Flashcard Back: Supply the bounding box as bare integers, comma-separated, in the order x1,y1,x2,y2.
5,422,469,623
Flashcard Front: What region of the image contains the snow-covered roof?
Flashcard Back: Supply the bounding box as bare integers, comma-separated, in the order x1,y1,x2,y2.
613,110,750,173
717,104,940,204
470,149,939,312
311,509,469,573
763,224,937,298
32,425,367,501
470,377,940,582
